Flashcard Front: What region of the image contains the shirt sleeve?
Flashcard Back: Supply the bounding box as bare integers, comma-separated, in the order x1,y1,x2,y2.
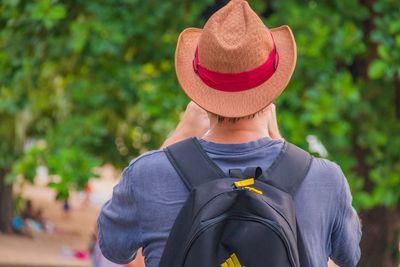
97,163,142,264
330,165,362,267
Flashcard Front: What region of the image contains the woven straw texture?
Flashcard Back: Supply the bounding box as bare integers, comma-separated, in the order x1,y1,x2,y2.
175,0,297,117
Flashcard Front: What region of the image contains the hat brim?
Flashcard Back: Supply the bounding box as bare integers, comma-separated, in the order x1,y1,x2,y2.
175,25,297,118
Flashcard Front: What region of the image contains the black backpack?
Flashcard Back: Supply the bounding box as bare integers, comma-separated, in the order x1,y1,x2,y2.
159,138,313,267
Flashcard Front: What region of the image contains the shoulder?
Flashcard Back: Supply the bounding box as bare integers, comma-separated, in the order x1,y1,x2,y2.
120,148,188,210
296,157,349,206
122,150,177,190
306,157,346,188
120,149,176,186
128,149,168,168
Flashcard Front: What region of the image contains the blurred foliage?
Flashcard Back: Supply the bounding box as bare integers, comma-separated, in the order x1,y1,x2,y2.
264,0,400,211
0,0,212,199
1,0,399,209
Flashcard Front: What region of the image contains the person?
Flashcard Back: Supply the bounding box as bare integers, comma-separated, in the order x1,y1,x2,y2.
97,1,361,266
83,183,92,207
19,199,46,234
63,199,71,217
21,200,44,226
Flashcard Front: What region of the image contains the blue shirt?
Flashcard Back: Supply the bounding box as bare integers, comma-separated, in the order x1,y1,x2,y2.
98,137,361,267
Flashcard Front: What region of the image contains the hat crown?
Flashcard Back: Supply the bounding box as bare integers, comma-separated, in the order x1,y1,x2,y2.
198,0,273,73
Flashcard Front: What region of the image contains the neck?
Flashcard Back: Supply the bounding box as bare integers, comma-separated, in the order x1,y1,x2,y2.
203,117,270,144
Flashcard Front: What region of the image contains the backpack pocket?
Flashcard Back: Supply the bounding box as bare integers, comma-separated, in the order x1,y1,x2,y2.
182,213,296,267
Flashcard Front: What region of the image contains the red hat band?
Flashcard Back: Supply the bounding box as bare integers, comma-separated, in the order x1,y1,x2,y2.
192,31,279,92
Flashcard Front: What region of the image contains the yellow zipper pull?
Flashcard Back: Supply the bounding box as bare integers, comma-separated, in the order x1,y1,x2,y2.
234,178,254,187
244,186,263,195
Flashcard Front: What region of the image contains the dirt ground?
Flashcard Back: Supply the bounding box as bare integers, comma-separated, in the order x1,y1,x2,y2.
0,165,145,267
0,165,337,267
0,183,96,266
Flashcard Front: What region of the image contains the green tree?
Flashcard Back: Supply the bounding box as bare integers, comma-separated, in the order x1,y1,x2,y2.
0,0,211,231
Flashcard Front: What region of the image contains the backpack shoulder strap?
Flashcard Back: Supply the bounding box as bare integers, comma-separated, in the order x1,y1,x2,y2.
262,142,313,196
164,137,226,191
262,142,313,266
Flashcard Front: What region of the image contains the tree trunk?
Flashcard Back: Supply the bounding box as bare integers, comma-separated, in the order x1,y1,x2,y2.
0,168,13,233
358,206,400,266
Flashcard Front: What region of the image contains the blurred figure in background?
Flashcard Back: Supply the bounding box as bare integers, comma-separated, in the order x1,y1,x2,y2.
13,199,47,237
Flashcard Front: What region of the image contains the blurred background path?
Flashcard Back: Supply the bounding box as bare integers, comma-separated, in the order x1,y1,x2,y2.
0,165,145,267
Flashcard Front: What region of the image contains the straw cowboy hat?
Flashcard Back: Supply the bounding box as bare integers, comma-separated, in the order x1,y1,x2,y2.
175,0,297,118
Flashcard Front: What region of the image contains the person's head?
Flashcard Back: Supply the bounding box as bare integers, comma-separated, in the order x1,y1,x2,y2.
174,0,296,121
